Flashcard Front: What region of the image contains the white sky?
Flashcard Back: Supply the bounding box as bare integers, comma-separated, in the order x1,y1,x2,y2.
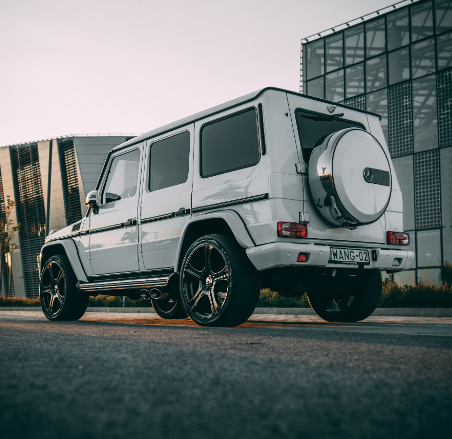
0,0,398,146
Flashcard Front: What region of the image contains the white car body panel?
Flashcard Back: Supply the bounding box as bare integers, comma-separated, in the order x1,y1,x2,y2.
41,87,413,286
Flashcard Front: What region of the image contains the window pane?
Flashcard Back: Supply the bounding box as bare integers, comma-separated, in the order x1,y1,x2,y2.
345,62,365,98
366,18,386,57
392,156,415,230
306,40,324,80
104,149,140,201
436,0,452,34
201,109,260,178
417,268,442,285
437,31,452,70
388,48,410,85
387,9,410,51
393,270,416,286
366,55,387,92
307,77,324,99
411,37,436,79
411,0,434,42
294,111,364,164
345,24,364,66
367,89,388,143
150,131,190,192
418,229,442,267
413,74,438,152
325,69,344,101
326,33,344,72
440,147,452,265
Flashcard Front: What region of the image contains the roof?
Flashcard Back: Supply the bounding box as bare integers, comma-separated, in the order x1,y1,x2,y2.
300,0,421,44
113,86,381,153
0,133,140,149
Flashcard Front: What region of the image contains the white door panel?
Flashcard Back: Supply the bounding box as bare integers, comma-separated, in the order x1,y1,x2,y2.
140,126,193,271
89,146,142,276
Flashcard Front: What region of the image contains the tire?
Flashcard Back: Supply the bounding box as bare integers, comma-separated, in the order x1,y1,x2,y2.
307,269,382,323
40,254,89,321
151,295,187,320
179,234,260,327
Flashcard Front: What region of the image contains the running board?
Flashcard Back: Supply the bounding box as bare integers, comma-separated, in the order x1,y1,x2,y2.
78,276,170,292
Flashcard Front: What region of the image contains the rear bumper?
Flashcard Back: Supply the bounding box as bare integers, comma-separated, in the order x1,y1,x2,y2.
246,242,415,272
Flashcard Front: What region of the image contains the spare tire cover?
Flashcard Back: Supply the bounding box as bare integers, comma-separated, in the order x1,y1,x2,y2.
308,128,392,228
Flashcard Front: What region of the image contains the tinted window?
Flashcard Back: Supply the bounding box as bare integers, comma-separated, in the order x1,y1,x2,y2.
104,149,140,202
345,24,364,66
387,9,409,51
201,109,260,178
295,111,364,164
150,131,190,191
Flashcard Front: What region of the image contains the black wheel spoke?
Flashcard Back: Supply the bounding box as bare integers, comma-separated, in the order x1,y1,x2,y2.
204,246,212,273
187,285,206,309
47,264,57,286
207,289,219,315
48,294,55,312
212,265,228,281
339,296,350,311
185,263,204,280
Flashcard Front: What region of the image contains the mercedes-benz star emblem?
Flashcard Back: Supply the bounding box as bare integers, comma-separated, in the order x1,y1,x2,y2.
363,168,373,183
327,105,336,113
206,275,213,286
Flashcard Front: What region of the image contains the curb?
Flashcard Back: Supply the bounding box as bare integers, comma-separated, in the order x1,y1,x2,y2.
1,307,452,317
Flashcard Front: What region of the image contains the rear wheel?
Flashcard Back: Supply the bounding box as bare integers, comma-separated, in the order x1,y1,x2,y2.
40,254,89,321
151,294,187,319
307,269,382,322
179,234,260,327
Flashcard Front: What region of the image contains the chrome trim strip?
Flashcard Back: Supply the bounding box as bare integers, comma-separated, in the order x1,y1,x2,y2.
78,276,170,292
192,193,269,213
141,209,190,224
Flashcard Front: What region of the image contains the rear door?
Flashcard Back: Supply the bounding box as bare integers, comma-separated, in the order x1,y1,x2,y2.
286,94,387,245
139,126,193,271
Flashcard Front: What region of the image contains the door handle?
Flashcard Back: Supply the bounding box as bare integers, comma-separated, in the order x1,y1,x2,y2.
174,207,188,217
123,218,137,227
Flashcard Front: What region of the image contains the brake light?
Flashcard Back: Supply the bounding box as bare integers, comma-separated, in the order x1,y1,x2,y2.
387,231,410,245
277,222,308,238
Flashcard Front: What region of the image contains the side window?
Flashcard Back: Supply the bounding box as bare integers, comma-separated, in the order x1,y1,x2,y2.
295,110,365,164
201,108,260,178
103,149,140,203
149,131,190,191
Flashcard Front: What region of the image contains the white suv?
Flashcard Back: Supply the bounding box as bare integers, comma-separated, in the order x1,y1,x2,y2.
39,87,414,326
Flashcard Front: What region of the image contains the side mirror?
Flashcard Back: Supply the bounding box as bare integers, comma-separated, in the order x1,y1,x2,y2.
85,190,99,209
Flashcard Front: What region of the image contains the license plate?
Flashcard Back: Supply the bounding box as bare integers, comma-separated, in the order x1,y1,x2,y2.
329,248,370,265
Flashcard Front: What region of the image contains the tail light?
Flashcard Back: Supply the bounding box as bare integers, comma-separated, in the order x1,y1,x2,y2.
387,231,410,245
277,222,307,238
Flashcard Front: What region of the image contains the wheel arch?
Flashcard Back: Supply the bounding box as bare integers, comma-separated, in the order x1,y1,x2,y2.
175,210,255,273
40,240,89,284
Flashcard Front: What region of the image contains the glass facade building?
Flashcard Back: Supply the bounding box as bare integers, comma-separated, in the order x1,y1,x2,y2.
301,0,452,285
0,135,136,298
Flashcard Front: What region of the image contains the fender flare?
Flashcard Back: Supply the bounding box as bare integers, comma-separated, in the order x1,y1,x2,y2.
40,239,89,284
174,209,255,272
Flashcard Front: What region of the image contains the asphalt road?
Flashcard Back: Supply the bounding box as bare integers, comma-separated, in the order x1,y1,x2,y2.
1,312,451,439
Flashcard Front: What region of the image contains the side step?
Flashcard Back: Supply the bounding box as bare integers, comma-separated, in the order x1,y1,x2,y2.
78,276,170,292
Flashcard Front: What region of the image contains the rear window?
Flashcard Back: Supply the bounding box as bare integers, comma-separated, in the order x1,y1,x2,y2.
201,109,260,178
295,110,365,164
149,131,190,191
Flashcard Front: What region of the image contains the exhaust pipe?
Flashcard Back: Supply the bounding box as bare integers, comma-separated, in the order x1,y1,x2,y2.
140,288,169,301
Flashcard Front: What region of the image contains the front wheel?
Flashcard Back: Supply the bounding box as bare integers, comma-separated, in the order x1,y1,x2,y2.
179,234,260,327
307,269,382,322
40,254,89,321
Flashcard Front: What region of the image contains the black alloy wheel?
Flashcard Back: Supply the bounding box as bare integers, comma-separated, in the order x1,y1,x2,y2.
151,292,187,319
40,254,88,321
307,268,382,322
180,234,260,327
